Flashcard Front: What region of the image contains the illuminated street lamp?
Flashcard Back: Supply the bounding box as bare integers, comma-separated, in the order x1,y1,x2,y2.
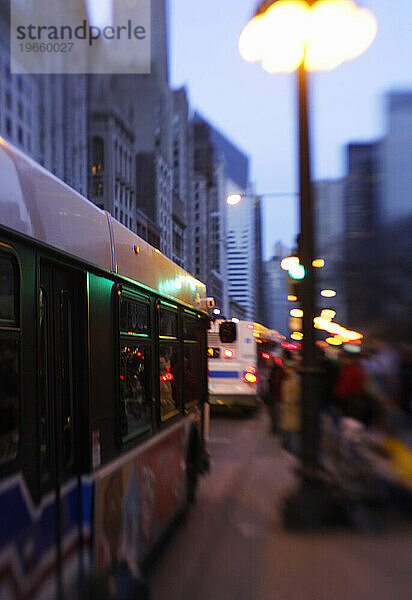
239,0,377,522
281,256,300,271
321,289,336,298
227,193,243,206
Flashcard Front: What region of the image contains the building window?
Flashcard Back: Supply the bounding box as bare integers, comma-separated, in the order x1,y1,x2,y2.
93,181,103,196
92,136,104,174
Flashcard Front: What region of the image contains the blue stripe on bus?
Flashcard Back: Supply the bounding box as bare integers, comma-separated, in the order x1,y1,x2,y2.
209,371,239,378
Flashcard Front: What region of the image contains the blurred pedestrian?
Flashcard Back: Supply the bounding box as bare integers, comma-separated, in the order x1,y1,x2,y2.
268,350,290,434
334,352,372,426
279,359,301,455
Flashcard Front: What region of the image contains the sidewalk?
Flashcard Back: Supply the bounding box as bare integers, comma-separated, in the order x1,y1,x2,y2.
149,409,412,600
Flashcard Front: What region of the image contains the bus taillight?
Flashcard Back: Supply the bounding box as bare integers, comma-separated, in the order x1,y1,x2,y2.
244,366,257,383
224,349,233,358
262,352,270,360
244,372,257,383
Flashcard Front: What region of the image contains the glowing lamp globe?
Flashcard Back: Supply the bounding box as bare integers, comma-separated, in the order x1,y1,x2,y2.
239,0,377,73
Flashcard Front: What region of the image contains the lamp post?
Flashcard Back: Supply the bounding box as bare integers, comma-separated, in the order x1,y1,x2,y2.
239,0,377,524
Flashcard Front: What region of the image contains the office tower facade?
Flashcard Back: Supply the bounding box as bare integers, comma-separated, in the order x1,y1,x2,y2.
171,88,192,269
0,0,88,195
88,0,175,257
344,142,380,330
88,79,136,229
200,116,252,320
313,179,347,324
226,193,256,321
191,116,227,314
376,91,412,340
191,113,251,319
380,92,412,224
262,242,290,335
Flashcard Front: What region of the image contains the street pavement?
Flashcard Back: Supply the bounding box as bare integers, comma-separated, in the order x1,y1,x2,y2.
148,408,412,600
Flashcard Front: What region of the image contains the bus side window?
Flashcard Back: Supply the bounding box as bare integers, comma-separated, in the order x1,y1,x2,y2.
159,305,180,420
39,286,50,486
183,314,202,407
119,292,152,442
0,254,20,465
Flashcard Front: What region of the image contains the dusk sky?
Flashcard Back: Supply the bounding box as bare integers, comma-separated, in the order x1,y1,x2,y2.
169,0,412,258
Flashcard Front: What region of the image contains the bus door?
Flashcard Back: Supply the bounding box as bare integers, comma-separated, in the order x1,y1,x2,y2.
39,262,86,598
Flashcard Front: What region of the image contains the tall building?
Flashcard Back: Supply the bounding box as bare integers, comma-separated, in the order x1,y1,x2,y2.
191,115,229,316
88,80,136,230
0,0,88,195
171,88,192,268
226,193,256,321
262,242,290,335
88,0,175,258
375,91,412,340
198,116,254,320
254,196,265,325
379,92,412,224
313,179,347,324
344,142,380,330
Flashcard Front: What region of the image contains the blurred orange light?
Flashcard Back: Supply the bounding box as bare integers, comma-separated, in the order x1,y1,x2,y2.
312,259,325,267
326,336,342,346
224,349,233,358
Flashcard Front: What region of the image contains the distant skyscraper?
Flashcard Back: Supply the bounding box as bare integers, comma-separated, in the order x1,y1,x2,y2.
171,88,192,269
254,196,265,325
375,91,412,340
380,92,412,225
226,193,256,321
344,142,380,330
262,243,290,335
191,115,229,314
313,179,347,325
194,114,253,320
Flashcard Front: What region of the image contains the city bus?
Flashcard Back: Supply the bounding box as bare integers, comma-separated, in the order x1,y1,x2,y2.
0,138,209,599
207,319,281,412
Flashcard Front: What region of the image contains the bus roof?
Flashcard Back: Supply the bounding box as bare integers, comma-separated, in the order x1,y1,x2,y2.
0,138,206,310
